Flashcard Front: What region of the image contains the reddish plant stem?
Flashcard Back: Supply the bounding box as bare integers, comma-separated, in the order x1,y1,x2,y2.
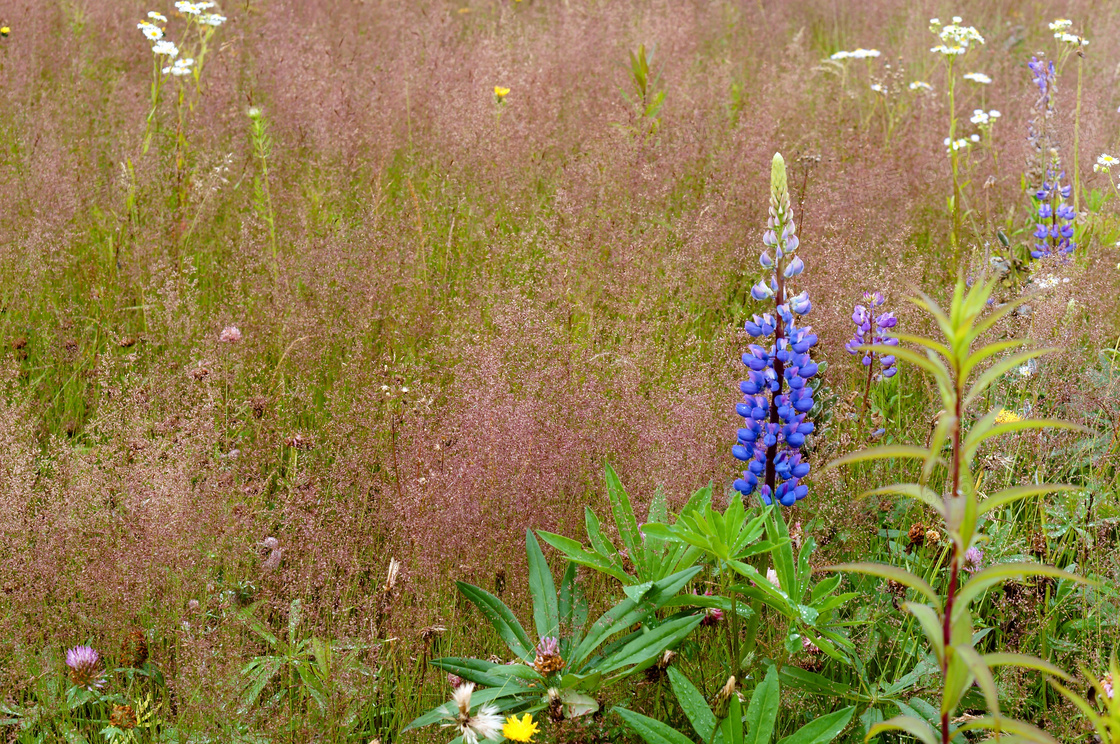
941,385,964,744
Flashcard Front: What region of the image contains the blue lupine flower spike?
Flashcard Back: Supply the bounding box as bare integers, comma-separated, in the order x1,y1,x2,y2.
733,154,818,508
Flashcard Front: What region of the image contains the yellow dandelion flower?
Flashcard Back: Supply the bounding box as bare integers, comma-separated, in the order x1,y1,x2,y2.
494,86,510,100
1,26,10,37
503,713,539,742
994,408,1022,424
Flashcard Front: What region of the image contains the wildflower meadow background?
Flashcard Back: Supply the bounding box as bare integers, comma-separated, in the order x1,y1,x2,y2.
3,0,1120,742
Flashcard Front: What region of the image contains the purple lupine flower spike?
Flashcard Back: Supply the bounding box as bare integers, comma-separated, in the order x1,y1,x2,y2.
733,154,817,508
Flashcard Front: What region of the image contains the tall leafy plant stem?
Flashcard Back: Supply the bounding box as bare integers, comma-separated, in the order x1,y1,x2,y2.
940,381,964,744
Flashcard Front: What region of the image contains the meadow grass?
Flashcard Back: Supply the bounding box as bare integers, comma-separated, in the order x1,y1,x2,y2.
2,0,1120,742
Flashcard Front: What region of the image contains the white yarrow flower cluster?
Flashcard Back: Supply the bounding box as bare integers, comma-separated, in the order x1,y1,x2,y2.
830,48,881,60
970,109,1000,126
163,57,194,76
963,72,991,84
1095,154,1120,173
908,81,933,92
930,16,985,55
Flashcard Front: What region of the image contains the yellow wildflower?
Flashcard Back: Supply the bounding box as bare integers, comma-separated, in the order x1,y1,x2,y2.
1,26,10,37
503,713,539,742
494,86,510,100
994,408,1022,425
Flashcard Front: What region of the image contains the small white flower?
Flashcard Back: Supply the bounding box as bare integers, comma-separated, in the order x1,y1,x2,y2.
909,81,933,91
1056,32,1088,46
852,48,881,59
830,50,851,60
175,1,203,15
970,109,989,125
952,16,962,23
137,21,164,40
152,40,179,57
147,11,168,22
201,13,226,25
1048,18,1073,32
162,57,194,75
930,17,940,25
1095,154,1120,173
963,72,992,84
989,110,1001,118
870,83,885,94
969,133,980,142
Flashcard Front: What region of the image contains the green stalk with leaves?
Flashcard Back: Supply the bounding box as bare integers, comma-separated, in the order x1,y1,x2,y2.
824,279,1086,744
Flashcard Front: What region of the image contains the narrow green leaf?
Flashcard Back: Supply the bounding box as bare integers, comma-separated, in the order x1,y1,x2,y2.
964,419,1086,463
597,615,703,674
860,484,944,514
537,531,631,583
776,706,854,744
960,339,1026,381
954,716,1059,743
744,666,779,744
667,666,717,742
826,563,942,610
902,602,944,661
570,567,701,667
526,530,560,640
866,715,939,744
980,484,1081,515
605,463,642,556
456,582,533,660
821,446,933,474
957,645,1000,717
585,507,617,561
963,349,1055,408
981,653,1070,680
614,707,696,744
954,563,1087,613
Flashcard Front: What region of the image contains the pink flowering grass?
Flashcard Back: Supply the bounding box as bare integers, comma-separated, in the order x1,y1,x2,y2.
0,0,1117,739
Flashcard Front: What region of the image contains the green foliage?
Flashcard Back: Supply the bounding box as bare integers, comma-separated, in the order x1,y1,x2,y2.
405,530,703,739
825,280,1084,744
616,665,855,744
238,599,377,736
619,44,666,139
538,463,705,586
